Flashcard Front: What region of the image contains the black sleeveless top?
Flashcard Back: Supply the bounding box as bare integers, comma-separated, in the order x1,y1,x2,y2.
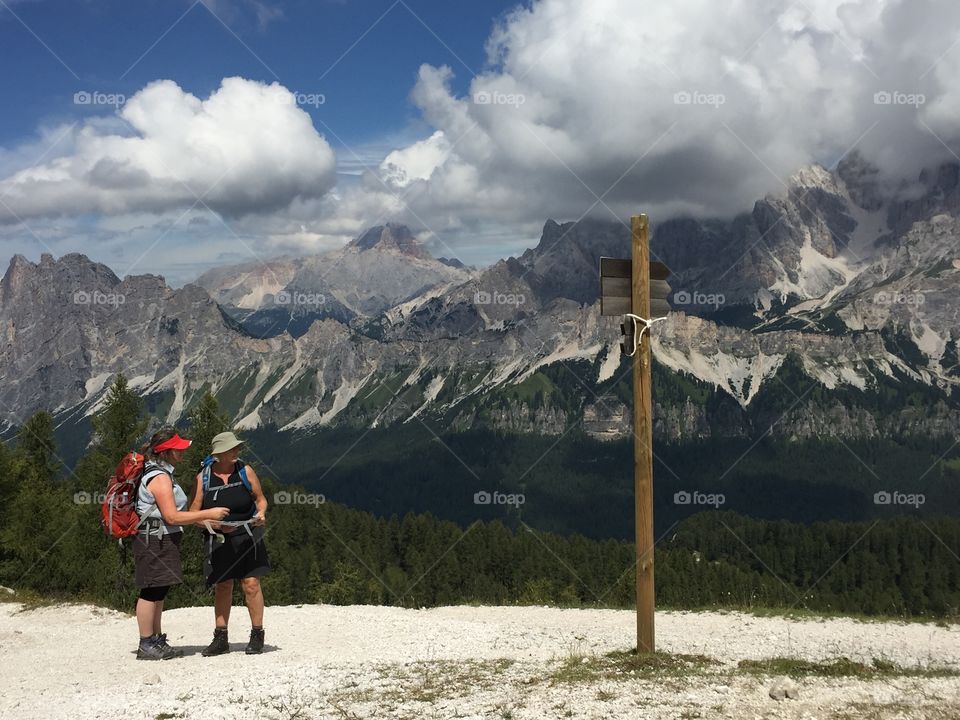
201,462,255,523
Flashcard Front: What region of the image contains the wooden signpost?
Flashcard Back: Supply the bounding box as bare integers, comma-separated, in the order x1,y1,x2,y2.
599,214,671,654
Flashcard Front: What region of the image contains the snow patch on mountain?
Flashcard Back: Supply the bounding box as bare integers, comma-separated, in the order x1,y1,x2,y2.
83,373,112,402
235,407,262,430
320,371,376,425
597,344,621,383
516,341,605,385
240,363,279,414
263,355,304,405
912,322,947,362
385,281,468,324
770,236,854,302
281,406,323,432
140,359,188,424
223,273,288,310
485,357,526,388
405,374,446,422
799,355,868,391
652,338,785,407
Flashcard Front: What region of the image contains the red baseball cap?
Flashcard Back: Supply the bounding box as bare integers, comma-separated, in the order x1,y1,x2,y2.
152,434,192,453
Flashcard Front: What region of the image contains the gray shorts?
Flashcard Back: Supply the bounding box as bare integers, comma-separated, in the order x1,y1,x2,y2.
133,531,184,589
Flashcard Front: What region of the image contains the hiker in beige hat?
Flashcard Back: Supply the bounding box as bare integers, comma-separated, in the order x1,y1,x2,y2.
189,431,271,656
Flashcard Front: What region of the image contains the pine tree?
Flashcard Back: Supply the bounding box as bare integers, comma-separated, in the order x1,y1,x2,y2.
91,374,148,465
74,374,149,493
67,375,149,606
181,390,232,477
0,441,15,573
1,412,73,591
15,411,59,486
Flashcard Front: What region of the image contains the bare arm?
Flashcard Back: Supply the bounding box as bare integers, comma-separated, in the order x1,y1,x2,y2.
246,466,269,526
187,471,221,530
148,474,228,526
189,471,203,512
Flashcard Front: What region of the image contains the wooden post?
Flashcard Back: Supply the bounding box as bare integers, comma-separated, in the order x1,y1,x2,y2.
632,214,655,654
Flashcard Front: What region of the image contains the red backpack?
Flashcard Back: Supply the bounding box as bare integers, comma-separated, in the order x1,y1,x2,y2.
101,451,147,540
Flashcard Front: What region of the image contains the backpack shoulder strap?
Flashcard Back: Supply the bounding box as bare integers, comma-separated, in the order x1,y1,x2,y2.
200,455,216,493
237,460,253,493
140,461,167,488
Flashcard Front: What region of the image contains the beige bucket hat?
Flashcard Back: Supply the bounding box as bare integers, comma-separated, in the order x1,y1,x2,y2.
211,431,244,455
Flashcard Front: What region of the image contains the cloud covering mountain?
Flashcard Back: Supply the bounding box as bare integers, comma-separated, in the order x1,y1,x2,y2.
2,0,960,280
356,0,960,228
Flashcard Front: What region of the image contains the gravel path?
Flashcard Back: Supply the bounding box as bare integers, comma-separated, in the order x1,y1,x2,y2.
1,602,958,719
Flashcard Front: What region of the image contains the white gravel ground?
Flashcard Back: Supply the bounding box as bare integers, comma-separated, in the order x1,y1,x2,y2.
1,602,958,719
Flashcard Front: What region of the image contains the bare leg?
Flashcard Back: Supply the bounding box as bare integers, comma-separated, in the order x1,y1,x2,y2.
153,600,164,636
214,580,233,628
241,577,264,627
136,598,158,638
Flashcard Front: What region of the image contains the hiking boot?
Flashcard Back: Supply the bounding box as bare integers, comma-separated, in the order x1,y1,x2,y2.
202,627,230,657
136,636,178,660
245,627,265,655
156,633,184,658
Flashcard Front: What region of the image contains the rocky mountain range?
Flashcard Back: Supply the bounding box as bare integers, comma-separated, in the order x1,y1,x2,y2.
1,155,958,443
195,224,472,337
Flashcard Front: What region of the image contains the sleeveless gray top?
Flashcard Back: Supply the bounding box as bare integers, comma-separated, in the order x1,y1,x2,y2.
136,460,188,536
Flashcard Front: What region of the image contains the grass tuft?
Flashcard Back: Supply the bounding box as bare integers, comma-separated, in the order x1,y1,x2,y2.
737,656,960,679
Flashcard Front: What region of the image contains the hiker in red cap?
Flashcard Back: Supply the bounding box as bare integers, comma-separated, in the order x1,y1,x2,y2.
133,427,230,660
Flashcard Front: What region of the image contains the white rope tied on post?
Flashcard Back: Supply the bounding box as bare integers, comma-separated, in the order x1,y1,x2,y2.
621,313,667,357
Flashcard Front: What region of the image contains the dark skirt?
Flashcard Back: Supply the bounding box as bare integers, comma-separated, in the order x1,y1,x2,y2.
133,532,184,589
203,526,271,586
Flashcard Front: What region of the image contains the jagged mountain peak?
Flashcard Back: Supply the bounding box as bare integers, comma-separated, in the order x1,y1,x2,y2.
787,163,841,193
197,222,474,338
530,217,625,257
0,252,127,310
347,223,430,259
3,251,121,280
514,218,630,305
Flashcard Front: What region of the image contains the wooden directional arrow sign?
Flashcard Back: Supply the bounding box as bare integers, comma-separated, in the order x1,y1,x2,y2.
599,257,672,317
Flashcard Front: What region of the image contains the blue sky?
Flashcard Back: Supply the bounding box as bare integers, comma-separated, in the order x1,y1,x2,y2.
0,0,956,284
1,0,514,156
0,0,537,280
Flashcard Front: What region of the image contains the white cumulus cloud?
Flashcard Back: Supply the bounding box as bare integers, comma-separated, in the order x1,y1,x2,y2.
5,0,960,276
0,77,336,224
379,131,450,188
339,0,960,237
